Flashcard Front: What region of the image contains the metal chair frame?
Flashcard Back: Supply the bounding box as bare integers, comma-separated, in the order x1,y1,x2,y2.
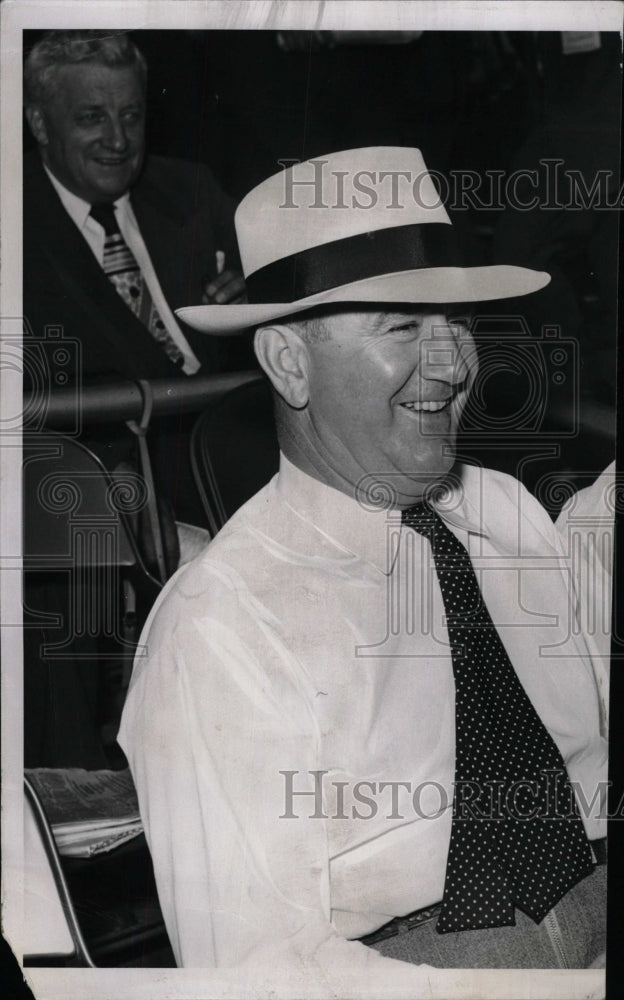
23,776,96,967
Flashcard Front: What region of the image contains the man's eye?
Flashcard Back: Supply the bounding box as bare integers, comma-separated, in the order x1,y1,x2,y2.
76,112,103,125
389,323,420,335
449,314,474,331
121,110,142,124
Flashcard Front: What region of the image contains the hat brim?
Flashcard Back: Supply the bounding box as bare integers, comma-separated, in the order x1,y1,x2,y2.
177,265,550,335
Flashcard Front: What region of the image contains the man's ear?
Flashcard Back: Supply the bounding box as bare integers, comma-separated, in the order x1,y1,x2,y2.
25,106,49,146
254,324,310,409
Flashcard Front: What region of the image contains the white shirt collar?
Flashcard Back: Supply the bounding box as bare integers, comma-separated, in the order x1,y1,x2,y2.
43,163,130,231
275,454,487,577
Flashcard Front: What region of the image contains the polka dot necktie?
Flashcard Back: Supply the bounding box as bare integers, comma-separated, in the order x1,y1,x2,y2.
89,203,184,368
402,500,593,934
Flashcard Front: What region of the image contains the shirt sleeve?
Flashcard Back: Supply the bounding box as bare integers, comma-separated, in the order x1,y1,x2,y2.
118,565,433,988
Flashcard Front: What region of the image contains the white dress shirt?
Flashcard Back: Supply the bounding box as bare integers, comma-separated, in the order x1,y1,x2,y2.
119,457,607,975
44,166,200,374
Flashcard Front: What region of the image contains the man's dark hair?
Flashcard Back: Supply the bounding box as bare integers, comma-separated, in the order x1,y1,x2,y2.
24,30,147,107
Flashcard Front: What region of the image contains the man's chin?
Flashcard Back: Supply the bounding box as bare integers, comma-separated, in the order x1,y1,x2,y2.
88,183,131,203
394,459,458,507
353,466,457,512
89,163,141,200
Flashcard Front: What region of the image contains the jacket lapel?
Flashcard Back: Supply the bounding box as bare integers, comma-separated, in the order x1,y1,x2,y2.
131,162,222,368
24,155,181,379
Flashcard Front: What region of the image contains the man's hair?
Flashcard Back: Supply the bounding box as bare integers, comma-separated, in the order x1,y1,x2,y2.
287,313,332,345
24,30,147,107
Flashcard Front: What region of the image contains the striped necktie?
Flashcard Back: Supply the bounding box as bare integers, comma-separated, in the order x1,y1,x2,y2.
402,499,594,934
89,202,184,368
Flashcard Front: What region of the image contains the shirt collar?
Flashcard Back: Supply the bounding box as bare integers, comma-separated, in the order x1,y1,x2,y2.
275,454,488,577
43,164,130,231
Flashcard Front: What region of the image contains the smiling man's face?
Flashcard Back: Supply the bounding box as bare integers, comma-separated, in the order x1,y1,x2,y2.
33,62,145,204
298,307,477,506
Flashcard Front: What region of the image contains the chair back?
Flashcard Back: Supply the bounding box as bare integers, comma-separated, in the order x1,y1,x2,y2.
191,377,280,535
23,432,161,656
23,433,153,571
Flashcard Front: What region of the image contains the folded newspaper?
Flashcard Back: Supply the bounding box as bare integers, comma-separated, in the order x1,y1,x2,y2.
25,767,143,858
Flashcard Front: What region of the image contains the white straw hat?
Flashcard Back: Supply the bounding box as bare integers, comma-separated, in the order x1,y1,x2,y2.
177,147,550,335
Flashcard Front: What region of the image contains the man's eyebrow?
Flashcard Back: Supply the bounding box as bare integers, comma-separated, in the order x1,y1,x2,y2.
373,308,425,330
74,100,143,113
373,310,424,327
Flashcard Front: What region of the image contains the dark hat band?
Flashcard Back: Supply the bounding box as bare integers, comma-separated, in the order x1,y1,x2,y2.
245,223,462,304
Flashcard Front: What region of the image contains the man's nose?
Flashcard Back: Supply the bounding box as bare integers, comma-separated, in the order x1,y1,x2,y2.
420,317,474,386
101,116,129,151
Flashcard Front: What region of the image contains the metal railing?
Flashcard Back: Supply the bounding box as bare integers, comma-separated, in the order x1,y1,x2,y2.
23,371,261,430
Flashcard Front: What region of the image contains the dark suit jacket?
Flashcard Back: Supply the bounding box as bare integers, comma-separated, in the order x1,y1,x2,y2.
23,152,250,523
23,151,241,381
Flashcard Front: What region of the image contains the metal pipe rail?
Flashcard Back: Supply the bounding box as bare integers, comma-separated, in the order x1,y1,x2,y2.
23,371,261,429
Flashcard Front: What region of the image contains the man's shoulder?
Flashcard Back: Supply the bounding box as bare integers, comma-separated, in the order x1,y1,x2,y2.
556,461,616,527
136,481,280,658
163,480,278,589
457,462,560,551
24,149,45,186
459,462,534,510
196,478,281,567
136,155,226,202
23,152,59,219
140,153,204,179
